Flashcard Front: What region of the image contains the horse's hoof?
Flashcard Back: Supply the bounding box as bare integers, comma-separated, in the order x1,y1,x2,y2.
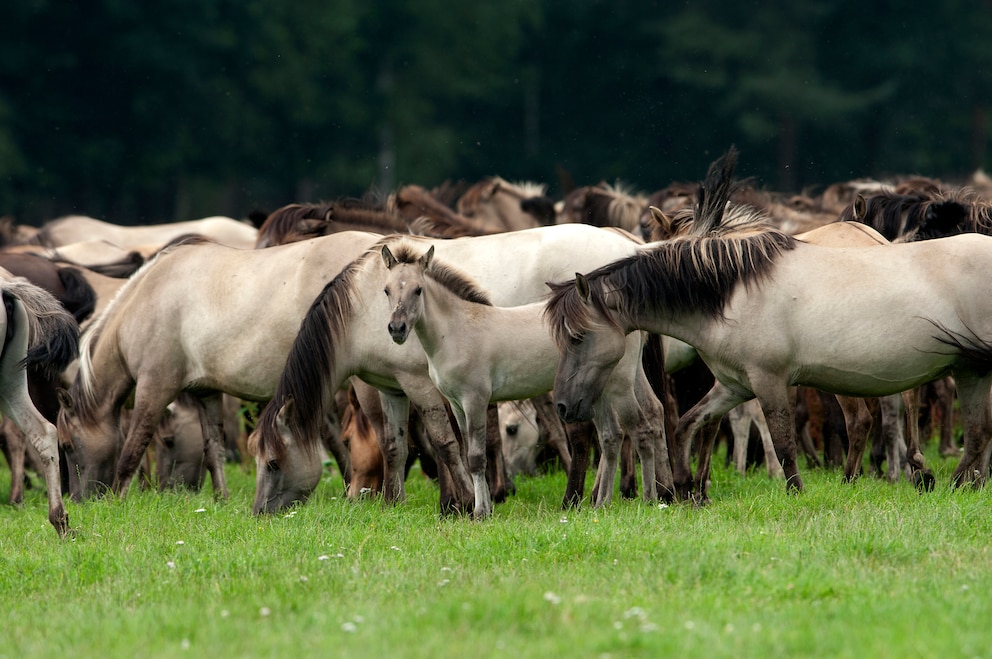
913,470,936,493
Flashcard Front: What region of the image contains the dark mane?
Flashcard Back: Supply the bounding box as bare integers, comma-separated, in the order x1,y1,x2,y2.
251,242,388,460
545,146,796,347
545,230,796,348
388,242,492,306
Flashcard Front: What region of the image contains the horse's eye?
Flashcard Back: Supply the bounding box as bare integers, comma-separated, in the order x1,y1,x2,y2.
569,334,584,346
415,286,423,296
267,460,281,473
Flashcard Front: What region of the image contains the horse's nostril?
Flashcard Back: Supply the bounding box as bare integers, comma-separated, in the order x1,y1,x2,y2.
556,403,567,420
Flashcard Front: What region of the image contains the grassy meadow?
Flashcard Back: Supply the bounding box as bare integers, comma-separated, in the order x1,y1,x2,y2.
2,444,991,658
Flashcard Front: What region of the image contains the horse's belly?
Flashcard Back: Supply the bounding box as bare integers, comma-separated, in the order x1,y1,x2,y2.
794,359,953,397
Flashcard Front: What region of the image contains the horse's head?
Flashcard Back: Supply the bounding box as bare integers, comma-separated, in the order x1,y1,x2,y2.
381,243,433,345
499,399,540,480
545,274,628,423
248,397,323,514
339,387,384,498
56,388,120,501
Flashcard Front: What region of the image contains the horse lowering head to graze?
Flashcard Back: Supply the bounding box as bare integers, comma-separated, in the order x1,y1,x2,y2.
55,231,383,502
254,199,410,248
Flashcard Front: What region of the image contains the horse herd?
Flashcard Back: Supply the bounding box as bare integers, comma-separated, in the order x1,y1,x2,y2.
5,147,992,537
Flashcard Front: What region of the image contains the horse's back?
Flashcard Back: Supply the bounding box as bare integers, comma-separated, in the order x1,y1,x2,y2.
796,221,890,247
104,230,382,396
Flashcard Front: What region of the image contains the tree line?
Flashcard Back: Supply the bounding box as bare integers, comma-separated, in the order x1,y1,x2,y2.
2,0,990,225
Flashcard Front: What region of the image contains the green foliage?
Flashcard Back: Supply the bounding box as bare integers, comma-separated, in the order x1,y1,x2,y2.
2,2,991,223
0,447,988,657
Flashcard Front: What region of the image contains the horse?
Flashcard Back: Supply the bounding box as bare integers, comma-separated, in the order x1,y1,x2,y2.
254,199,410,248
456,176,556,231
380,242,666,517
248,223,670,515
545,150,992,502
55,231,384,502
557,182,647,235
0,270,80,536
26,215,258,250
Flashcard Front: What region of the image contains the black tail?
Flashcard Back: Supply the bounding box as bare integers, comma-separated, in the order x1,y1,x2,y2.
56,266,98,324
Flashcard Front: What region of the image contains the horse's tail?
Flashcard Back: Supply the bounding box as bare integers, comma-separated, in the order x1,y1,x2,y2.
1,278,80,379
930,320,992,373
56,266,98,324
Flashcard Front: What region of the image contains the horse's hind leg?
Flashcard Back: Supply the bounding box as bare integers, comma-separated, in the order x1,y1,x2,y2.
901,387,934,490
1,420,26,505
0,387,68,535
673,381,747,501
193,393,229,500
950,372,992,488
618,437,636,499
836,396,872,483
632,373,672,500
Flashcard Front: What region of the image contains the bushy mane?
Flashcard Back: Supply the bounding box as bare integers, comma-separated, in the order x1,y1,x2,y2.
545,229,796,348
545,146,796,347
251,241,390,461
387,241,492,306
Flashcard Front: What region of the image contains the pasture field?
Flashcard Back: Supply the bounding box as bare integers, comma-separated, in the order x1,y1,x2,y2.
1,446,990,658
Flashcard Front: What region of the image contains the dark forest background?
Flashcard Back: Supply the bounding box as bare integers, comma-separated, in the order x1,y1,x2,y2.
3,1,991,225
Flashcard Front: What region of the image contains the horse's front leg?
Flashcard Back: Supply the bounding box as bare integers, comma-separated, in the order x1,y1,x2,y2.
673,381,747,502
376,390,411,503
590,401,623,507
193,393,229,500
453,399,492,519
753,384,802,494
113,381,172,498
412,398,474,514
0,387,68,536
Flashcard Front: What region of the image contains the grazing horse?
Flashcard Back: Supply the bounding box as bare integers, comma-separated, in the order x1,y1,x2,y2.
254,199,409,248
381,243,666,517
0,270,79,536
248,223,670,514
55,231,383,501
546,151,992,502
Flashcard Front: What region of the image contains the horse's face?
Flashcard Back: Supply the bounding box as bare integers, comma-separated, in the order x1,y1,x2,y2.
250,403,323,514
340,396,384,498
56,396,120,501
381,245,432,345
552,285,628,423
499,400,540,479
155,403,206,490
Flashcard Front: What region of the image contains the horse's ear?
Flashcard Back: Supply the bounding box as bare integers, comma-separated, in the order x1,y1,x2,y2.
381,245,397,269
648,206,671,232
575,273,591,302
420,245,435,270
57,388,72,411
853,194,867,221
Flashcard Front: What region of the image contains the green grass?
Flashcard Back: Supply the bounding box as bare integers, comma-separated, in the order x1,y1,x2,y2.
1,447,989,658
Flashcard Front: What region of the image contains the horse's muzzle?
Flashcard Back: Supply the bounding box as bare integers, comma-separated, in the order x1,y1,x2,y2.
388,321,408,344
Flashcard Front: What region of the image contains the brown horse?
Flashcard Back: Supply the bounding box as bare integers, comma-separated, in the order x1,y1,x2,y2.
456,176,555,231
